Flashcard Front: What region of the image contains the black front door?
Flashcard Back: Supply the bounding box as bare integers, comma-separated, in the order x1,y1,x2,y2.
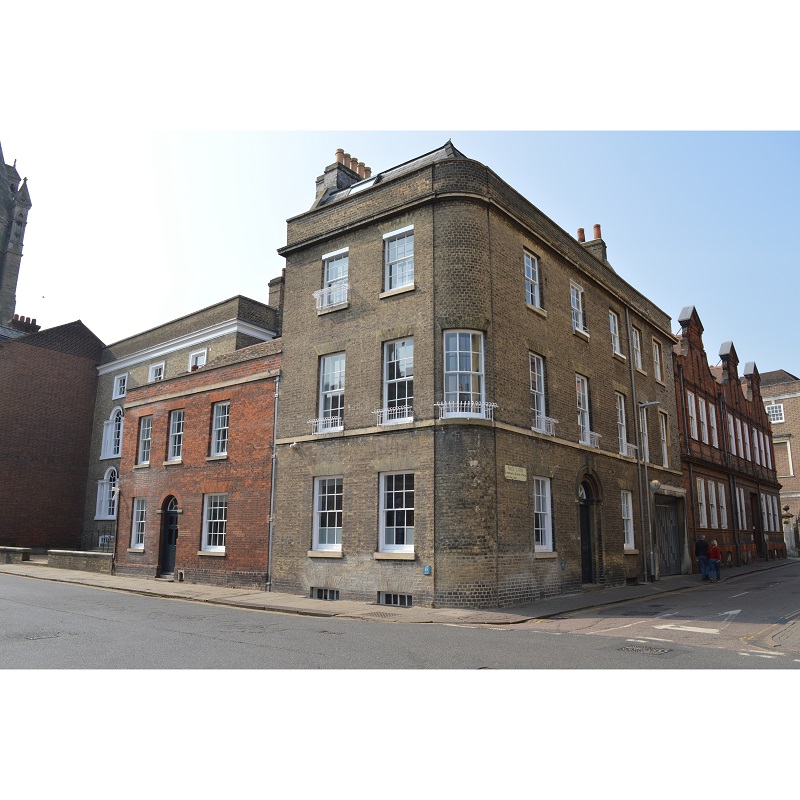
579,483,593,583
161,497,179,575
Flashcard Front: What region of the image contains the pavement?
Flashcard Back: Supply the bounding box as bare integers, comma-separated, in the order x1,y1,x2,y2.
1,555,797,625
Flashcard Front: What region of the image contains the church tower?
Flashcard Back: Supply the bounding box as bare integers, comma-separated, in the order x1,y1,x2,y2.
0,138,32,327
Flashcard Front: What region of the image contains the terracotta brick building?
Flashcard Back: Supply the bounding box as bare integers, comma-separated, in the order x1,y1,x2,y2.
760,369,800,555
270,143,686,609
0,321,104,549
673,306,784,569
113,338,282,588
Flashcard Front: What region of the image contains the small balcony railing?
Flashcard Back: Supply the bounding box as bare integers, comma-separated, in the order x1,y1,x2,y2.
374,406,414,426
309,416,343,434
313,283,349,311
580,430,601,448
531,413,558,436
571,316,589,336
435,400,497,421
622,442,638,458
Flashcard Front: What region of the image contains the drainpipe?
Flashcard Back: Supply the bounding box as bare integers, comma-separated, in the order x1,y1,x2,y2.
624,306,647,583
266,371,281,591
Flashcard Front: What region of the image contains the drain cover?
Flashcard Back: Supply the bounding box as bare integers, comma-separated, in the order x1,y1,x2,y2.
619,645,671,655
363,611,398,619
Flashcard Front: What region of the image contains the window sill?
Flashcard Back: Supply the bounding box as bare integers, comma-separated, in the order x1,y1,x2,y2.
317,302,349,316
197,550,226,557
655,378,667,387
164,459,183,466
612,351,627,363
127,547,145,554
373,551,415,560
206,454,228,462
133,463,150,470
379,283,415,299
572,327,590,342
624,548,640,555
99,454,120,461
635,367,648,377
526,303,547,318
308,550,343,559
534,550,558,558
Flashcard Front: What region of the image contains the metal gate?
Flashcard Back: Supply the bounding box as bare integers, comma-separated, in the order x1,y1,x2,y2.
655,499,681,576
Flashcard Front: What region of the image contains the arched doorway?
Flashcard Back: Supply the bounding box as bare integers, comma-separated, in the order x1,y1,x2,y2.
160,496,179,575
579,482,594,583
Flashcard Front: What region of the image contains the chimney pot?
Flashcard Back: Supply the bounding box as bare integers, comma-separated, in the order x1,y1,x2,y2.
335,148,345,164
357,161,365,178
593,224,602,240
31,319,36,326
577,228,585,243
364,166,372,179
343,153,351,168
13,313,19,321
349,156,359,172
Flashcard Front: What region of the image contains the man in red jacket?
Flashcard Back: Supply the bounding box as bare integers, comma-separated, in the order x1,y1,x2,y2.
707,540,722,583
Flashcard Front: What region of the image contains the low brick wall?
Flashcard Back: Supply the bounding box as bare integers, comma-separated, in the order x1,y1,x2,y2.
47,550,113,574
1,546,31,564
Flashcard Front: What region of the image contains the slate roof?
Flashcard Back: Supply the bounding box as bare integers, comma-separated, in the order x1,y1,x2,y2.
760,369,800,387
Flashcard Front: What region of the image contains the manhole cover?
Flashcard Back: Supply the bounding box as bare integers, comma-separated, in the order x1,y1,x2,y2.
619,645,671,655
363,611,398,619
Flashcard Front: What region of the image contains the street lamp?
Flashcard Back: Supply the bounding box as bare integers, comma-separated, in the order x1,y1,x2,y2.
639,400,661,580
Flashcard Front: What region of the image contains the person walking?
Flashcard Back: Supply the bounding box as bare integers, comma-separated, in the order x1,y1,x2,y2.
695,535,710,581
707,539,722,583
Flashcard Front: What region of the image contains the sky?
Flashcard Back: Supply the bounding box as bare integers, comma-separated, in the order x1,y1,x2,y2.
3,2,799,792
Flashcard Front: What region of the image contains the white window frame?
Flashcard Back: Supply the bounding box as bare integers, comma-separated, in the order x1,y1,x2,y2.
718,483,728,528
616,392,628,455
148,362,165,382
609,310,623,355
743,422,752,461
709,404,719,448
708,481,718,529
698,398,709,444
530,352,548,432
95,467,118,521
101,407,124,459
765,434,773,470
137,415,152,465
189,349,207,371
752,428,761,466
639,406,650,463
318,352,345,431
533,477,553,552
318,247,349,309
443,331,486,417
622,490,634,549
736,487,746,529
687,391,698,439
760,493,768,531
632,327,642,370
772,496,781,532
382,338,414,424
766,404,784,424
652,339,663,382
131,498,146,548
759,430,767,469
202,493,228,552
211,401,230,456
313,476,343,551
168,409,184,461
696,477,707,528
524,251,542,309
384,226,414,292
379,472,415,553
727,414,737,457
570,282,587,334
112,373,128,400
659,411,669,468
576,374,591,445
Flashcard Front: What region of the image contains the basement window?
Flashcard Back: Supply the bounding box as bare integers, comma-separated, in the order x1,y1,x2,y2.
311,587,340,601
379,592,412,608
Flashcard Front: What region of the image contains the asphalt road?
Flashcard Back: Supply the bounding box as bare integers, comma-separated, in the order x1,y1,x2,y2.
2,563,799,669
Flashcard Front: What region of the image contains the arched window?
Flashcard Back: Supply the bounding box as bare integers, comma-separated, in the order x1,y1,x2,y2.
101,407,124,459
95,467,118,520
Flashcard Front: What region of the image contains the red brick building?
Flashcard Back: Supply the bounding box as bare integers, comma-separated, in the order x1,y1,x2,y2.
0,321,105,550
114,339,281,588
673,306,784,570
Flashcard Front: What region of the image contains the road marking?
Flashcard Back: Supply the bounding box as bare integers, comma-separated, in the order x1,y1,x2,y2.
744,649,786,656
626,639,648,643
654,624,720,634
738,652,776,659
642,637,673,642
730,592,749,598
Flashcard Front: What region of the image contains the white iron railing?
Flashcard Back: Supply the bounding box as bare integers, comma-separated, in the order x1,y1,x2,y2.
623,442,638,458
435,400,497,421
531,414,558,436
313,283,349,311
580,430,601,448
373,406,414,426
308,416,343,434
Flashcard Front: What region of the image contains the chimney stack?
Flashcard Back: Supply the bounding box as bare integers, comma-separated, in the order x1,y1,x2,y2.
593,223,602,240
579,223,608,263
313,148,370,207
577,228,585,243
